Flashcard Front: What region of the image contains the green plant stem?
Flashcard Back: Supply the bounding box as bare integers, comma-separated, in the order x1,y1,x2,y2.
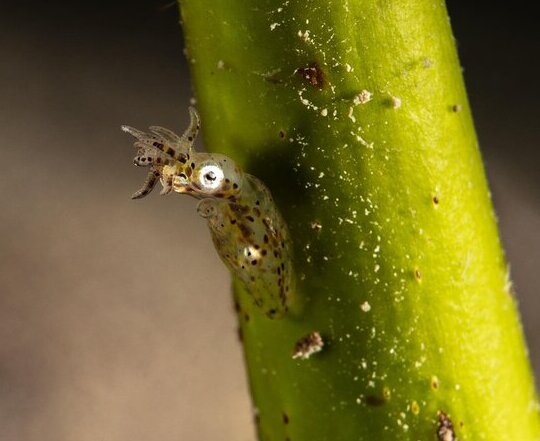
178,0,540,439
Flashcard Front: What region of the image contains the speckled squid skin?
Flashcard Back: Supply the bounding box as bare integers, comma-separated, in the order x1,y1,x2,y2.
122,108,292,318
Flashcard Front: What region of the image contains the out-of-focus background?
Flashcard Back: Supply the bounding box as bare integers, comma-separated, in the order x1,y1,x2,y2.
0,1,538,440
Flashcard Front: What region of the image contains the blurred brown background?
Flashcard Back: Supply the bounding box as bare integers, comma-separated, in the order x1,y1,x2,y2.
0,1,538,440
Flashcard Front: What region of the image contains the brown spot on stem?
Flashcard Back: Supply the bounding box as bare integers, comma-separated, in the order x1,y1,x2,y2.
437,411,457,441
237,327,243,342
295,62,325,89
282,412,289,424
365,395,386,407
310,220,322,233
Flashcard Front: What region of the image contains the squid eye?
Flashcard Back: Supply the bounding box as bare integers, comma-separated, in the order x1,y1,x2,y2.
198,164,224,190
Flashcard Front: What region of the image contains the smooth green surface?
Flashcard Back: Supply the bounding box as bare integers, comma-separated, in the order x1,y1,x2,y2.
178,0,540,439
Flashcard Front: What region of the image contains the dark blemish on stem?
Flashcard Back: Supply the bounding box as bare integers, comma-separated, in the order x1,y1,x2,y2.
310,220,322,233
264,73,284,84
433,194,440,205
451,104,462,113
431,376,440,390
295,62,325,89
364,387,390,407
437,411,457,441
365,395,386,407
414,268,422,282
282,412,289,424
237,326,243,342
279,130,286,139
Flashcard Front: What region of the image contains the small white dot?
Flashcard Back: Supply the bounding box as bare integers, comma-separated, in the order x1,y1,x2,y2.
361,301,371,312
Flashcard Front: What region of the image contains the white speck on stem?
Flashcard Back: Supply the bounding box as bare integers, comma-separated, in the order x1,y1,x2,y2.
361,301,371,312
292,332,324,360
348,106,356,123
297,29,311,43
354,89,373,105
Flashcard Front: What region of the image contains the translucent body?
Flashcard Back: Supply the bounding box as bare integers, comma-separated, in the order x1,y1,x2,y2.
122,108,292,318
